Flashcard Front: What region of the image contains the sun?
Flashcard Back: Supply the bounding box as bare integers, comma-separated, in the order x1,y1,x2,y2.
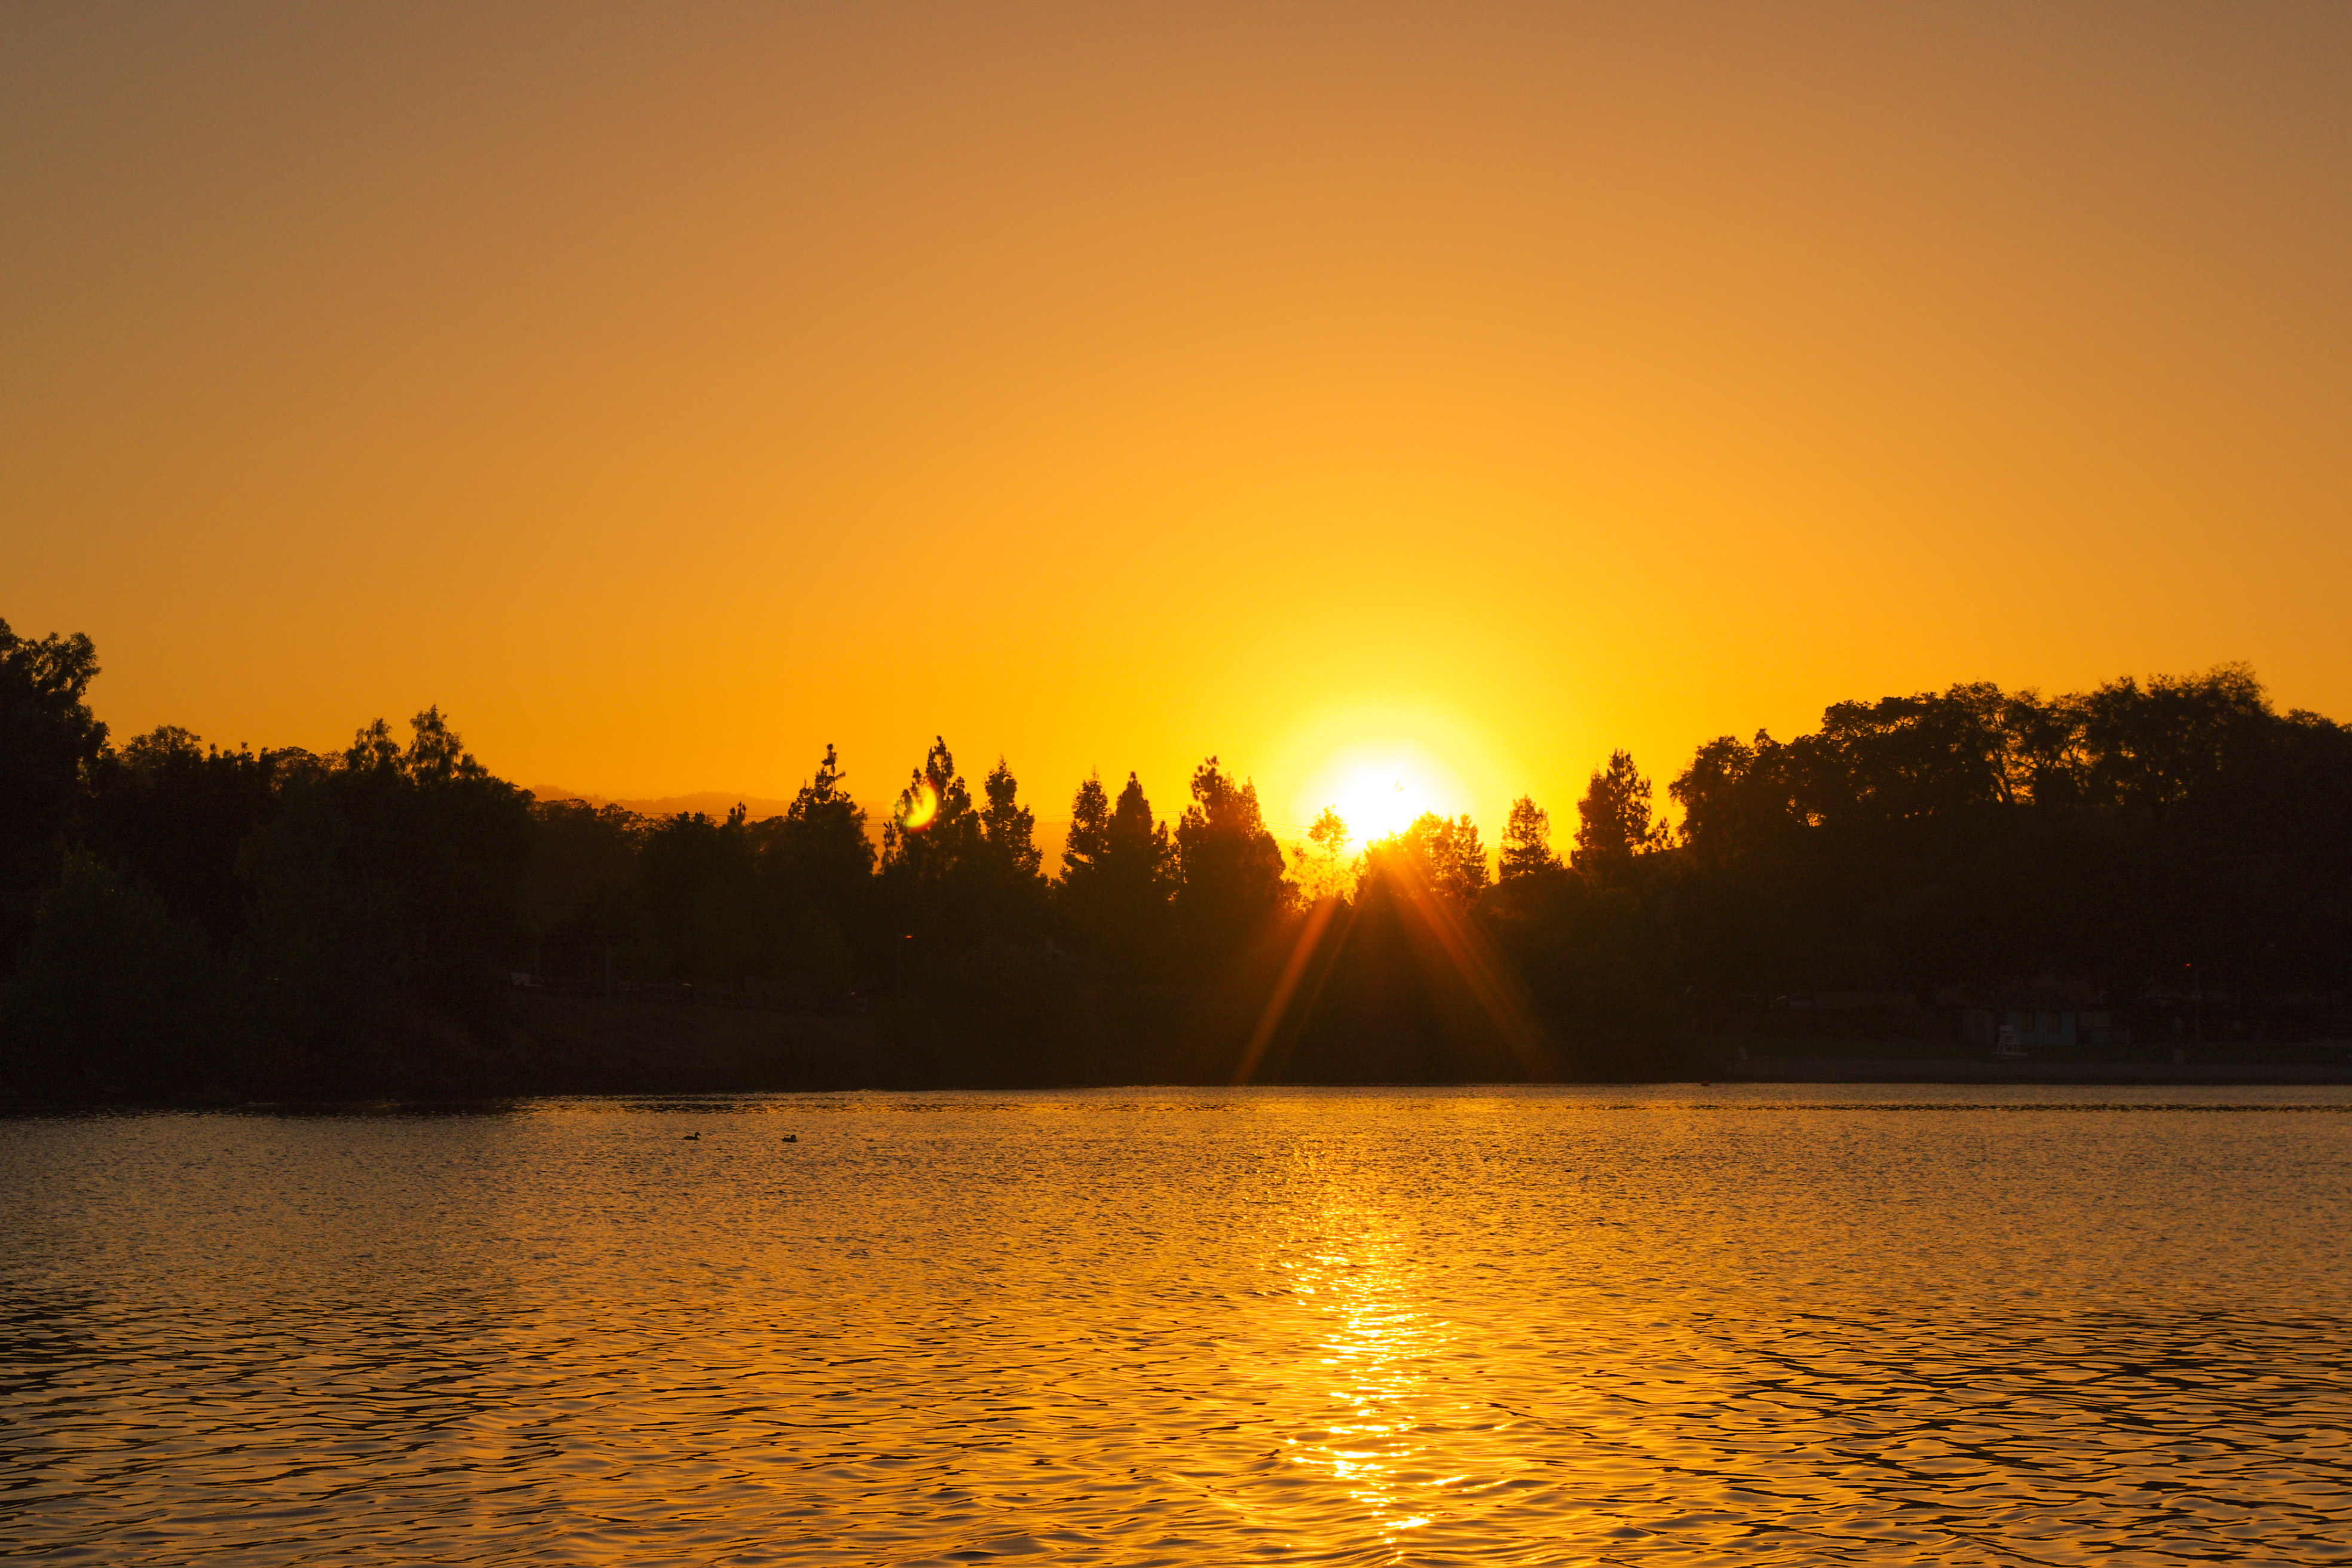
1333,769,1420,845
1294,740,1467,851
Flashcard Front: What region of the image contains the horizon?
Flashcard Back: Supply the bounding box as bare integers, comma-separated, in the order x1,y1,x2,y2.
41,638,2328,865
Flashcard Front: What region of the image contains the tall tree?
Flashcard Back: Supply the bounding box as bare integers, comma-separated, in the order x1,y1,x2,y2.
2072,664,2275,813
1571,751,1667,881
1497,796,1560,881
881,737,978,875
1438,814,1491,900
972,755,1048,939
1786,682,2015,832
1668,732,1802,868
1062,772,1111,881
522,797,646,976
1172,756,1292,951
0,620,106,961
1103,773,1174,899
767,743,875,913
880,737,985,965
637,806,765,982
241,708,531,1086
80,726,281,947
980,756,1043,881
1058,770,1174,973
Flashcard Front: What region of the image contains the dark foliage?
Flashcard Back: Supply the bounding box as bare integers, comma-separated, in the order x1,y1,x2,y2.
2,623,2345,1099
0,620,106,959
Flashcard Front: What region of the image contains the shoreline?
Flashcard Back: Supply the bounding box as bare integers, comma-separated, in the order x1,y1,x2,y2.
1720,1057,2352,1085
10,1065,2352,1111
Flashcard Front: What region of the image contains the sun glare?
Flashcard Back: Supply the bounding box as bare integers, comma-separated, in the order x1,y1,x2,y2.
1295,741,1468,851
1334,770,1420,845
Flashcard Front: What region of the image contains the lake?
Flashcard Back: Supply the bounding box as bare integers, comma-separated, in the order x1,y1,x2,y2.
4,1085,2348,1564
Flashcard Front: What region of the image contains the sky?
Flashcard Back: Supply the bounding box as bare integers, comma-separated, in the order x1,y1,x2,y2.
6,2,2349,847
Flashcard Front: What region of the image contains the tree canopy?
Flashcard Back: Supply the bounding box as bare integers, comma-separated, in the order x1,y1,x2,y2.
5,624,2347,1098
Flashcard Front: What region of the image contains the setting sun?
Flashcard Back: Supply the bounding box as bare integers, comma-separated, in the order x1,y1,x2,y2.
1296,742,1470,850
1331,770,1417,846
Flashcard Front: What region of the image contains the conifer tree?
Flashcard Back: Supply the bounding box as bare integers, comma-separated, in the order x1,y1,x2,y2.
981,756,1042,881
1497,795,1561,880
1103,772,1174,902
881,736,979,877
1173,756,1292,946
1572,751,1668,881
1057,770,1172,973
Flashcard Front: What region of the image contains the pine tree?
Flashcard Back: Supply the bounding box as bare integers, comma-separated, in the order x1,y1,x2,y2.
1057,770,1173,974
1062,772,1111,880
1571,751,1668,881
1104,772,1174,901
980,756,1042,881
881,736,978,878
1497,795,1560,880
1173,756,1293,945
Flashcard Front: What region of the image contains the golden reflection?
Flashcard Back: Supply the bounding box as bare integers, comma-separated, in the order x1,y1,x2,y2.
1278,1211,1453,1539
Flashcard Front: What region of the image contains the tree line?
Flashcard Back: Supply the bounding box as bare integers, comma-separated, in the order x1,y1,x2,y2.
3,614,2347,1097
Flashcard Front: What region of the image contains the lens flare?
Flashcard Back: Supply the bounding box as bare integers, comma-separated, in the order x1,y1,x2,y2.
897,779,940,832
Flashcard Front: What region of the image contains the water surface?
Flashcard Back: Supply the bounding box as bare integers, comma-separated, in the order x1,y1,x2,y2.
4,1085,2348,1563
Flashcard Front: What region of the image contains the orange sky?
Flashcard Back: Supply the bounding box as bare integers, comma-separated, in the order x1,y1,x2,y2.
6,3,2348,845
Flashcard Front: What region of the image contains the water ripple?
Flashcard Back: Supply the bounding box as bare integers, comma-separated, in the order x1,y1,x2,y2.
2,1086,2347,1563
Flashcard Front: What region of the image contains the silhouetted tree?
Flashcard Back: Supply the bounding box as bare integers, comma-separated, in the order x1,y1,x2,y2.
1059,770,1174,975
1062,773,1110,881
1105,774,1174,887
767,745,873,901
240,708,531,1088
638,807,767,982
2071,664,2273,813
523,798,646,976
0,620,106,962
1173,756,1292,958
880,737,988,978
1497,795,1560,881
980,756,1044,881
882,737,979,880
1668,732,1802,868
1572,751,1667,882
79,727,281,948
1362,811,1490,902
756,743,875,996
1784,682,2014,832
965,754,1048,945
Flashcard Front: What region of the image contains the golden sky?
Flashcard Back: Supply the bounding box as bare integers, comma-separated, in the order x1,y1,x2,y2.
6,3,2348,843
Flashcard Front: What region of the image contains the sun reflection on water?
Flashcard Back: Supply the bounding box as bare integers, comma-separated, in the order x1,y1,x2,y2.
1278,1214,1454,1541
11,1097,2352,1563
